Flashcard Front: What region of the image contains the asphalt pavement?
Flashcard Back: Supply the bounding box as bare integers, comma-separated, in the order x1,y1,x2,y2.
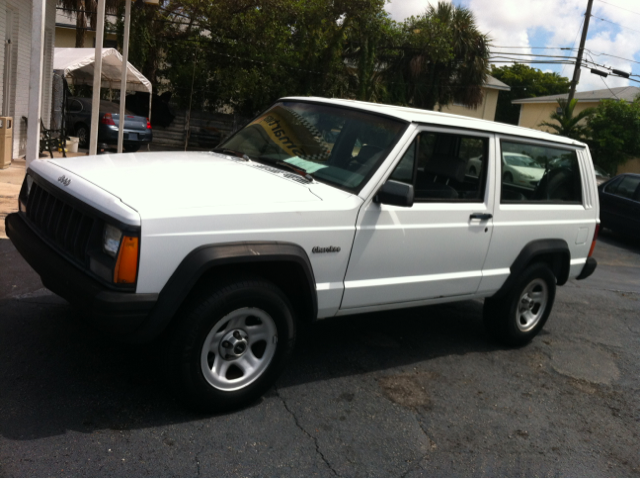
0,231,639,477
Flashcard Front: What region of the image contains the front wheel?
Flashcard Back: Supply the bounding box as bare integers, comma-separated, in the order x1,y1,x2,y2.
167,277,296,412
483,263,556,346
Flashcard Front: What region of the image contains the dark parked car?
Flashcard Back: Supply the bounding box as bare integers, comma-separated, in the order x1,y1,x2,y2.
598,173,640,238
66,97,152,152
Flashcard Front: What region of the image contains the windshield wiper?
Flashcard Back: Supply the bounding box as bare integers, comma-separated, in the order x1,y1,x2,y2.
256,156,314,182
211,148,250,161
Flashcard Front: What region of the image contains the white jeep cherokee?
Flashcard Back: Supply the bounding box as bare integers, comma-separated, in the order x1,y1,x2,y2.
6,97,599,411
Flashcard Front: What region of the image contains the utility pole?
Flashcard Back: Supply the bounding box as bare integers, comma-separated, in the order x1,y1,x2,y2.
568,0,594,106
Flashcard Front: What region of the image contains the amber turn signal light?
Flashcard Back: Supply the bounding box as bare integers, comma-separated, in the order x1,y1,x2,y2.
588,223,600,258
114,236,139,283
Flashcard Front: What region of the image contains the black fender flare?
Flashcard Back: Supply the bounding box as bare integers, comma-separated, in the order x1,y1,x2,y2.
492,239,570,298
136,241,317,341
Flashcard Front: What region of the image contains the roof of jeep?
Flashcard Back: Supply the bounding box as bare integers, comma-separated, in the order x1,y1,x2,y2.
281,96,586,148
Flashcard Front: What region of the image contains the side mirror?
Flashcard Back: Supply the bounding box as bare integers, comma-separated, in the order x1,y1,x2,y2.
374,179,414,207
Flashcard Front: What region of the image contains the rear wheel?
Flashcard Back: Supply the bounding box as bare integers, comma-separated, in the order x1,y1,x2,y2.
484,263,556,346
166,277,296,412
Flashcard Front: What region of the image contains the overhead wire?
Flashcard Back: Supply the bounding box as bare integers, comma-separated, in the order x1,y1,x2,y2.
599,76,621,98
591,15,640,35
595,0,640,16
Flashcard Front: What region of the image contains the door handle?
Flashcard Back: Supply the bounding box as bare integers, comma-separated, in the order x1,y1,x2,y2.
470,212,493,221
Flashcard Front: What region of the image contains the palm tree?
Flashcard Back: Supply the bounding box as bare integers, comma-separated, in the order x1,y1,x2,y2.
539,99,595,141
389,1,490,110
57,0,121,48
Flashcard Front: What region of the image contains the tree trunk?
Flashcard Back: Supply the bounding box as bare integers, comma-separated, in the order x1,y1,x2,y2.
75,7,86,48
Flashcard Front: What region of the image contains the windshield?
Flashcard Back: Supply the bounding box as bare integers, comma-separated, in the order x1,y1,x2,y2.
219,101,407,192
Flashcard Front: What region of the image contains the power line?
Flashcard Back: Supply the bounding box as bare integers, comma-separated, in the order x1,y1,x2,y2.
489,60,576,65
592,15,640,35
595,0,640,17
599,76,621,99
492,46,572,50
584,49,640,66
490,52,577,60
491,46,640,69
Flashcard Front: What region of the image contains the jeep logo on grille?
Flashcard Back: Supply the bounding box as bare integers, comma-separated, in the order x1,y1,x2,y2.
58,175,71,186
312,246,341,254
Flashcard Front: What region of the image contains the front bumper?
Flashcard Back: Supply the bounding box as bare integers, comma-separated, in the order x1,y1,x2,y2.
5,213,157,337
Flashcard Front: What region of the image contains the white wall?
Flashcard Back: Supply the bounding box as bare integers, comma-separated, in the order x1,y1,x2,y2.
0,0,56,159
0,7,5,111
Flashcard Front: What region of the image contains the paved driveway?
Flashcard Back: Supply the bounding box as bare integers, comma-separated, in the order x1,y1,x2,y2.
0,232,639,477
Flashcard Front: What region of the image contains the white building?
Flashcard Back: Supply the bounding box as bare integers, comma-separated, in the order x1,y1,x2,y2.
1,0,56,159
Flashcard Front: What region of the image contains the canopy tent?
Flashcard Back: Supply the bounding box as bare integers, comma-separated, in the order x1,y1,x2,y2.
53,48,152,94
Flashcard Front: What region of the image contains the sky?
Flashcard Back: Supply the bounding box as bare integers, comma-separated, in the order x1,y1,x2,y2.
385,0,640,94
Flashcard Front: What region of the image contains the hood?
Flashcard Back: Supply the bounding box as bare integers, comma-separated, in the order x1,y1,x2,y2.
45,151,323,216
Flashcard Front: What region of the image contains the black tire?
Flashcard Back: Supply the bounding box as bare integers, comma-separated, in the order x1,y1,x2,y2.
75,124,89,148
483,263,556,346
503,172,513,184
166,277,296,412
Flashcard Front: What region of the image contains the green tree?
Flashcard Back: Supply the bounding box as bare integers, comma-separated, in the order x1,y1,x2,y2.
343,11,399,103
539,98,594,141
385,2,490,110
115,0,492,118
490,64,570,125
117,0,202,88
587,97,640,173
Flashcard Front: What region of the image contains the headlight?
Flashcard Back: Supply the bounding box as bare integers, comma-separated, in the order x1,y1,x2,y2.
103,224,123,257
92,223,139,285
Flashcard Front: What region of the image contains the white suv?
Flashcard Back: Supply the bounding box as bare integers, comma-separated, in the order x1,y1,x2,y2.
6,97,599,411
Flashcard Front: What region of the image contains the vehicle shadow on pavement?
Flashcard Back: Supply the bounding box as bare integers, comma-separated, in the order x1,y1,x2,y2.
284,300,496,387
0,291,501,440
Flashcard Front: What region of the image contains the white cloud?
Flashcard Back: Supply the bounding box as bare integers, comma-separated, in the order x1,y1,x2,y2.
385,0,450,22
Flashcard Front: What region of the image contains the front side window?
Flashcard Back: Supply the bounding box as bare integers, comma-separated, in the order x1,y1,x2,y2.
390,131,488,202
219,101,407,193
500,141,582,204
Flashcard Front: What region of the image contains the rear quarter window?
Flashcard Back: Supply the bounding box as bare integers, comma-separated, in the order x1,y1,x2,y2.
500,140,582,204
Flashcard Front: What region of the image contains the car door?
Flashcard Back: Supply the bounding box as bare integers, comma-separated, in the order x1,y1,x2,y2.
599,176,623,231
340,127,496,311
601,175,640,235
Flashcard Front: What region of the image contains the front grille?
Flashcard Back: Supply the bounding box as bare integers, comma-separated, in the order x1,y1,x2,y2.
26,182,95,264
